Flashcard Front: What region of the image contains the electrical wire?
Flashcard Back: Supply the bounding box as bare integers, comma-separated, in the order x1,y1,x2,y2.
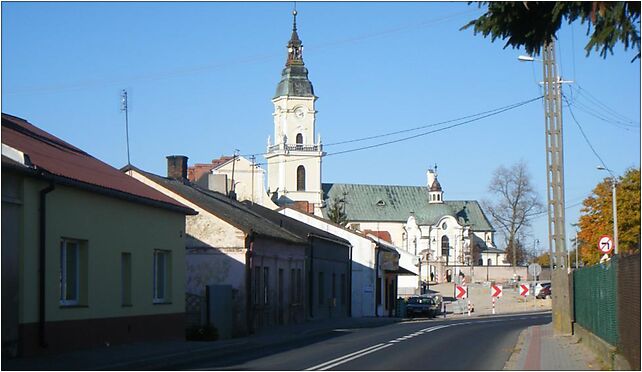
250,95,542,167
562,94,612,172
239,95,543,159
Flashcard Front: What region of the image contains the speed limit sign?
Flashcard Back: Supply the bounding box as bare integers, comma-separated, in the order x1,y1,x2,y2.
598,235,614,254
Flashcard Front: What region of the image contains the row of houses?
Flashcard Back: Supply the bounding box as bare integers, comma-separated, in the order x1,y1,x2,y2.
1,113,409,357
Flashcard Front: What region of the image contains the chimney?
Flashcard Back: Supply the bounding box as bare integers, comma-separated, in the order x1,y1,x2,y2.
426,169,435,188
167,155,188,180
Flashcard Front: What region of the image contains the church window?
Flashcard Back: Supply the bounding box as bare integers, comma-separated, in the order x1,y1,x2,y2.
296,165,306,191
441,236,449,257
296,133,303,144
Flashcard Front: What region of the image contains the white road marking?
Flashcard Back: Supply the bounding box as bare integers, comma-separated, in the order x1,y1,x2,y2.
315,344,393,371
304,343,386,371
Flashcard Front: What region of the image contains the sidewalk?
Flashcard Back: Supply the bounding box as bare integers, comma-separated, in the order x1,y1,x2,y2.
504,322,602,370
2,317,399,371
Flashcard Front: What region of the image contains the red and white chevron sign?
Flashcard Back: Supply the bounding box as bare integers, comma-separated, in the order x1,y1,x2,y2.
456,285,468,299
491,284,503,297
519,284,530,297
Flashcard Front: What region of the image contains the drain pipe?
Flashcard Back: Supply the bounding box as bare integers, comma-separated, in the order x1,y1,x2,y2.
39,181,55,348
375,244,380,317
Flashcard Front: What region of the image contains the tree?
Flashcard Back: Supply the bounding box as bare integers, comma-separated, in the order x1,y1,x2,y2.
577,167,640,265
485,161,545,266
327,196,348,226
462,2,641,61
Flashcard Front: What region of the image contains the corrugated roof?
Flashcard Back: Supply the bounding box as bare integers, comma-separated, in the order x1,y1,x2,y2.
127,166,306,245
322,183,495,231
2,113,194,214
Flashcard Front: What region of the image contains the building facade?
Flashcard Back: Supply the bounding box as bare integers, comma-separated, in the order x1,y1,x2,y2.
265,11,324,216
2,114,194,356
126,157,308,337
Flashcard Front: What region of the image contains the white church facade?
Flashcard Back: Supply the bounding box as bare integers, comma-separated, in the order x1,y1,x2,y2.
264,12,508,294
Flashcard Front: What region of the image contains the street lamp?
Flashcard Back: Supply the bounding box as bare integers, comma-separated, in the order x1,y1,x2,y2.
597,166,619,255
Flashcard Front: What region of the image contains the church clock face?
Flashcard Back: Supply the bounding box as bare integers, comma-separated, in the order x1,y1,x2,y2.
294,107,305,118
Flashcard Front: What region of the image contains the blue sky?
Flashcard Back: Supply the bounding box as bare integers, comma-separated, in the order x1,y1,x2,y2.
3,2,640,255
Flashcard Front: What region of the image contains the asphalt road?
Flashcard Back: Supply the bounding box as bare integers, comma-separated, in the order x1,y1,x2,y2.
180,312,551,371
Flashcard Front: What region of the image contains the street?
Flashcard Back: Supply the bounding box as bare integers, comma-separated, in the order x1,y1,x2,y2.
177,313,551,370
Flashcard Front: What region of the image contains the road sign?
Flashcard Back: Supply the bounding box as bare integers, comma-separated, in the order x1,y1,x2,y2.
491,284,503,297
456,285,467,299
598,235,614,254
519,284,530,297
528,263,542,277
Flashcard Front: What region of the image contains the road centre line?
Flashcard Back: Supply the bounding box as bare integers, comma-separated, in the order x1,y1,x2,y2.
306,316,548,371
306,324,454,370
304,343,386,370
315,344,393,371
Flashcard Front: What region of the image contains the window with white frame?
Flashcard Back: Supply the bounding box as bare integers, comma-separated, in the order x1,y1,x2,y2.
60,239,81,305
153,250,171,303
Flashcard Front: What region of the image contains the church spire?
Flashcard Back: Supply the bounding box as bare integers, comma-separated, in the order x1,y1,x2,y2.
286,10,304,66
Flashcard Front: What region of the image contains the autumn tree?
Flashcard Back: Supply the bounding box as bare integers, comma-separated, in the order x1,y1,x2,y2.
485,161,545,266
577,167,641,265
327,196,348,226
462,2,641,61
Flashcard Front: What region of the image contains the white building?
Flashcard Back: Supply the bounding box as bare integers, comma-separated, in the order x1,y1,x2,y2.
265,12,507,295
265,10,324,216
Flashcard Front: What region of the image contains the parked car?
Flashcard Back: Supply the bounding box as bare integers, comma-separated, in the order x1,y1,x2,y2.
406,295,441,318
536,282,552,299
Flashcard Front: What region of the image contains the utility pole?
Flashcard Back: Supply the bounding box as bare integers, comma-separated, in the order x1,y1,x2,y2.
120,89,131,165
542,40,572,335
250,155,256,204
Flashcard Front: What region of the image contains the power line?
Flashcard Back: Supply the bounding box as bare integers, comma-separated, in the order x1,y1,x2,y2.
240,95,543,159
250,95,542,167
562,94,612,172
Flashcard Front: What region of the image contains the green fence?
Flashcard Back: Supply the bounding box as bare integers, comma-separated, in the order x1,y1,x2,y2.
573,256,619,345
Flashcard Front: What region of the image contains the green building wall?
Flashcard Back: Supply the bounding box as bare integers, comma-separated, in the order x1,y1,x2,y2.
15,175,186,354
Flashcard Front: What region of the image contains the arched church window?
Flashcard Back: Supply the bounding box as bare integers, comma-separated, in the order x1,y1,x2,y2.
487,258,492,266
478,258,483,266
295,133,303,150
441,236,449,257
297,165,306,191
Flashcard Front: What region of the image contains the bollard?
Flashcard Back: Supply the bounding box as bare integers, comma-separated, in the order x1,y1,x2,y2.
467,300,471,316
492,297,496,315
443,301,446,318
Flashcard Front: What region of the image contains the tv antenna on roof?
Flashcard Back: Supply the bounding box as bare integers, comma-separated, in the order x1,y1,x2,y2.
120,89,131,165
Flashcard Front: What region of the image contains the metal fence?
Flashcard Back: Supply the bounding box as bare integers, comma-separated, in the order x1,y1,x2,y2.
617,254,640,370
573,256,619,346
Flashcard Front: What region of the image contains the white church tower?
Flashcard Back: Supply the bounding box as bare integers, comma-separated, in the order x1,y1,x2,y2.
266,10,324,215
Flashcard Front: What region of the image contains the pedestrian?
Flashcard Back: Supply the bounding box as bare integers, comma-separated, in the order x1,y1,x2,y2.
430,272,434,283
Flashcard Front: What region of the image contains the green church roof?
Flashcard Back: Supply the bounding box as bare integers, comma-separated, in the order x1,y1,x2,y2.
322,183,495,232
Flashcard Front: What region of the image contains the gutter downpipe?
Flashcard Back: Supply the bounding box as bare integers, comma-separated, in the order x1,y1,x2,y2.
39,181,55,348
309,239,314,319
375,243,380,317
348,244,352,317
245,234,254,334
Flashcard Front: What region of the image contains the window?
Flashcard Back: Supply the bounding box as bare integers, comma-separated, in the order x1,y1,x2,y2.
340,274,346,305
332,273,336,303
290,268,296,303
153,250,171,303
60,239,81,305
487,258,493,266
263,267,269,305
297,268,302,303
297,166,306,191
254,266,261,305
121,253,132,306
296,133,303,144
441,236,450,257
318,272,324,305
